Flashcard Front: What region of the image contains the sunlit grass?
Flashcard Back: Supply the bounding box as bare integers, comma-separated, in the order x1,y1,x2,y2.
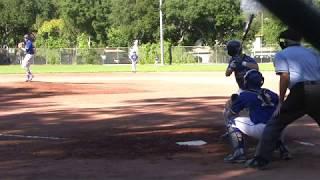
0,63,274,74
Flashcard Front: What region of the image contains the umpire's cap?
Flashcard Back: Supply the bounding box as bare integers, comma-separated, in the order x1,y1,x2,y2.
278,29,302,49
278,29,302,42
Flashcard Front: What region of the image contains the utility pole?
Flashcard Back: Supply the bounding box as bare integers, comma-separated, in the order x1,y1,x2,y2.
159,0,164,65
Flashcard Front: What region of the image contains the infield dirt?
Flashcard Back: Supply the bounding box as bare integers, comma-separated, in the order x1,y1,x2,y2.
0,72,319,180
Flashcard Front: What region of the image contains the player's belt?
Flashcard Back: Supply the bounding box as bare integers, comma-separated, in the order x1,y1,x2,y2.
303,81,320,85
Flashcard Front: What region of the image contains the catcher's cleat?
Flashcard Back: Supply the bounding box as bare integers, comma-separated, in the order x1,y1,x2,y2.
224,149,246,163
245,157,269,170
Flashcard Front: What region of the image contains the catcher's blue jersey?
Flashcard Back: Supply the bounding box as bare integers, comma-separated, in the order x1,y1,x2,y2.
230,89,279,124
228,54,257,89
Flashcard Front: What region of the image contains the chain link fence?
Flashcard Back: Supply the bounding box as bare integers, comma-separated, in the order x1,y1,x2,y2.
251,44,278,63
0,47,130,65
171,46,229,64
0,45,277,65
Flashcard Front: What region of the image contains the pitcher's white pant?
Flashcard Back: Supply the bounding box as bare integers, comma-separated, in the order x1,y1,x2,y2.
21,54,33,70
21,54,34,80
131,61,137,72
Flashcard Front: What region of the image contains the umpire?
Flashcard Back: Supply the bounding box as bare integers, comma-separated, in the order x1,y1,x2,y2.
246,29,320,169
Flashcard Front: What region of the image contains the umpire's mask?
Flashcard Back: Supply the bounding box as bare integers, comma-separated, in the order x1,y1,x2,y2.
278,29,302,49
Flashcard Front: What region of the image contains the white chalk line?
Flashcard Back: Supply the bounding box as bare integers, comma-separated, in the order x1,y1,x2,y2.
294,140,316,147
0,133,66,140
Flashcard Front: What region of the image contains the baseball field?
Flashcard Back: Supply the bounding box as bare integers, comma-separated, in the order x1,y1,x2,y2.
0,68,319,179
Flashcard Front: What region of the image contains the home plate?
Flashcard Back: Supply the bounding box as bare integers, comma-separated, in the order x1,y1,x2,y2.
176,140,207,146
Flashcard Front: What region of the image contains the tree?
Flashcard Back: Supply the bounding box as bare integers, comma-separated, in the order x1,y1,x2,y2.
33,0,59,31
0,0,60,47
257,0,319,46
259,13,286,45
108,0,159,47
36,19,70,48
107,27,131,47
0,0,37,46
59,0,111,47
164,0,244,46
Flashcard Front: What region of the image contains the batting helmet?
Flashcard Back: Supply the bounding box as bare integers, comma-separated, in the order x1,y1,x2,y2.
243,69,264,89
278,29,302,49
226,40,242,56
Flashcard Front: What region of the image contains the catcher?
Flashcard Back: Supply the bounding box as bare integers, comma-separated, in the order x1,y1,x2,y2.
223,69,290,163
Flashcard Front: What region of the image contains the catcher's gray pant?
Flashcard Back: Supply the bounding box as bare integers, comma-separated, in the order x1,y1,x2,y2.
255,82,320,161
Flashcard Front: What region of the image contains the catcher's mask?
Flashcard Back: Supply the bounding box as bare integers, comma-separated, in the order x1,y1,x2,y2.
278,29,302,49
243,69,264,90
226,40,242,57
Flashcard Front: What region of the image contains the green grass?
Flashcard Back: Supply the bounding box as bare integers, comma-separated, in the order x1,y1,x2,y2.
0,63,275,74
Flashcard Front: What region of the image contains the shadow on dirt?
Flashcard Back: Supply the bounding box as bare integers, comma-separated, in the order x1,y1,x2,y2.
0,91,228,160
0,84,320,179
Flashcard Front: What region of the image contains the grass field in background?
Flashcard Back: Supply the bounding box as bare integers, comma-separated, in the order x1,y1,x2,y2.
0,63,275,74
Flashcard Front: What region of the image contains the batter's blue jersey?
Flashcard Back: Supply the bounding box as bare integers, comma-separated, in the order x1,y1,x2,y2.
227,54,257,89
230,89,279,124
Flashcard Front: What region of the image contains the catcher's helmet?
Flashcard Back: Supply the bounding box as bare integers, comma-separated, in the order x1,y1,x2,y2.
243,69,264,89
226,40,242,56
278,29,302,49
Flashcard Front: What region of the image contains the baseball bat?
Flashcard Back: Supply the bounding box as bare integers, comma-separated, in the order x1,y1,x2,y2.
242,14,255,43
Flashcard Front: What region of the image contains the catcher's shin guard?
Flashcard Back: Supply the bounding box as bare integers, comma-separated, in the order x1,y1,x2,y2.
227,125,244,151
223,124,246,163
222,94,246,163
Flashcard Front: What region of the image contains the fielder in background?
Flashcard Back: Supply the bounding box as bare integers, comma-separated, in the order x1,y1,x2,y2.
223,70,290,163
21,34,35,82
247,29,320,169
129,51,139,73
225,40,259,92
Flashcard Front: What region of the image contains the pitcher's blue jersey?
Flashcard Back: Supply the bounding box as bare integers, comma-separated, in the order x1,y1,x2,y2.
230,89,279,124
25,40,35,55
227,55,257,89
